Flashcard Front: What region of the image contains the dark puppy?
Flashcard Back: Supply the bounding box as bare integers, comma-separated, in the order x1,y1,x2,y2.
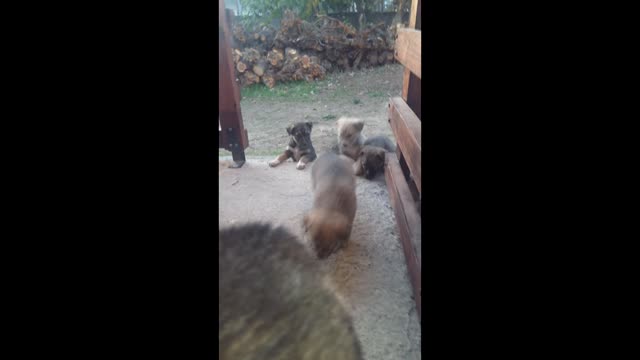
219,223,363,360
354,136,395,179
353,145,387,180
269,122,317,170
304,153,357,259
363,135,396,153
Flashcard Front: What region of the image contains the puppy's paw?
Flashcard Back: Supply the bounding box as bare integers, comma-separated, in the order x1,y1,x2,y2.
296,162,306,170
268,160,280,167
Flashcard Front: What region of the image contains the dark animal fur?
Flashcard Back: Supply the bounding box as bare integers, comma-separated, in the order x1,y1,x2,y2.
304,153,357,259
219,223,363,360
269,122,317,170
353,136,395,179
363,135,395,153
353,146,387,180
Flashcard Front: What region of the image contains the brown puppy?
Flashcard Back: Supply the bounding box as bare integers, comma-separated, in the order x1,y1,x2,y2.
219,223,363,360
336,117,365,160
269,122,317,170
353,145,387,180
304,153,357,259
353,136,396,179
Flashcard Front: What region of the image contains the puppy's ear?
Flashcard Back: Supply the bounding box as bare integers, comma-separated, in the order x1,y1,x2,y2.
305,122,313,130
354,120,364,132
286,125,293,135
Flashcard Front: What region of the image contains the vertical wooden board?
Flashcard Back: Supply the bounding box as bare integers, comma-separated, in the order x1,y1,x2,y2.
407,74,421,120
385,155,422,320
415,0,422,30
395,28,421,79
409,0,419,29
218,0,248,150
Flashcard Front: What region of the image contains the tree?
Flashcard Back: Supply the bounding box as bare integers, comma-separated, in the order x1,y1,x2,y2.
391,0,411,26
239,0,319,27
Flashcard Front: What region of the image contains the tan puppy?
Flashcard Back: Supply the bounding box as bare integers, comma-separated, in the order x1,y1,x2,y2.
336,117,366,160
304,153,357,259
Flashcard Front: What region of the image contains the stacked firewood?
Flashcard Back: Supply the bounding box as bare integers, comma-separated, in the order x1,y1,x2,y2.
230,10,398,88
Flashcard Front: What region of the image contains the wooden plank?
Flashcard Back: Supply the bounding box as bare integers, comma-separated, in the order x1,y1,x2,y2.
218,0,248,151
415,0,422,30
225,8,241,104
409,0,419,28
385,155,422,321
395,28,421,79
388,97,421,194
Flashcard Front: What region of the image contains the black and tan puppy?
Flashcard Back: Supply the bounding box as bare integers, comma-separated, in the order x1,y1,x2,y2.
269,122,317,170
219,223,363,360
353,145,387,180
336,117,365,160
354,136,396,179
304,153,357,259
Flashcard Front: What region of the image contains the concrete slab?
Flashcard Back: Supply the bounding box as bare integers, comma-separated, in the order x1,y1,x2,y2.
219,156,421,360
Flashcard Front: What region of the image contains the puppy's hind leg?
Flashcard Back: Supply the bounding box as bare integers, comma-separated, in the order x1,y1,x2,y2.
269,149,293,167
296,154,316,170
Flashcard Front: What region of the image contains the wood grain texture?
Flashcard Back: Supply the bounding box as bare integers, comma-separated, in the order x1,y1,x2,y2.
395,28,421,79
385,155,422,321
388,97,421,194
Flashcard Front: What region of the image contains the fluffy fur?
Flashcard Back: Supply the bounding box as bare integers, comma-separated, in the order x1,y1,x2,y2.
269,122,317,170
304,153,357,259
219,223,363,360
353,145,387,180
336,117,365,160
363,135,395,153
353,136,396,179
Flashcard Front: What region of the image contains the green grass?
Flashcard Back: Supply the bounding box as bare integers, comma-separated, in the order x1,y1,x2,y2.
322,114,337,120
240,80,324,102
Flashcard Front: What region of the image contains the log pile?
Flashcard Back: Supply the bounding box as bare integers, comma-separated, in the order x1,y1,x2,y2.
230,10,398,88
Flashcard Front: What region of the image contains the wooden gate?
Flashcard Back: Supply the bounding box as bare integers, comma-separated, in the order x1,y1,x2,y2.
219,0,249,168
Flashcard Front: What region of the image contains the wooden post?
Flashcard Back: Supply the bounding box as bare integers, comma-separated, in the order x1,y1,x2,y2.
219,0,249,168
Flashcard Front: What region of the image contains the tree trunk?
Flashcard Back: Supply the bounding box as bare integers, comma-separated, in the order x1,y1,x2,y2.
392,0,406,27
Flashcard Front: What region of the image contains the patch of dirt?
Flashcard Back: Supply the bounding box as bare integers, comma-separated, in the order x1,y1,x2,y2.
221,64,404,157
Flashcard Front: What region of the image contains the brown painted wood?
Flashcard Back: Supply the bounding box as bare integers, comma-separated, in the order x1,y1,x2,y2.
402,68,411,100
219,0,248,155
401,0,420,113
388,97,421,194
385,155,422,321
406,74,421,120
399,150,421,202
395,28,421,79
